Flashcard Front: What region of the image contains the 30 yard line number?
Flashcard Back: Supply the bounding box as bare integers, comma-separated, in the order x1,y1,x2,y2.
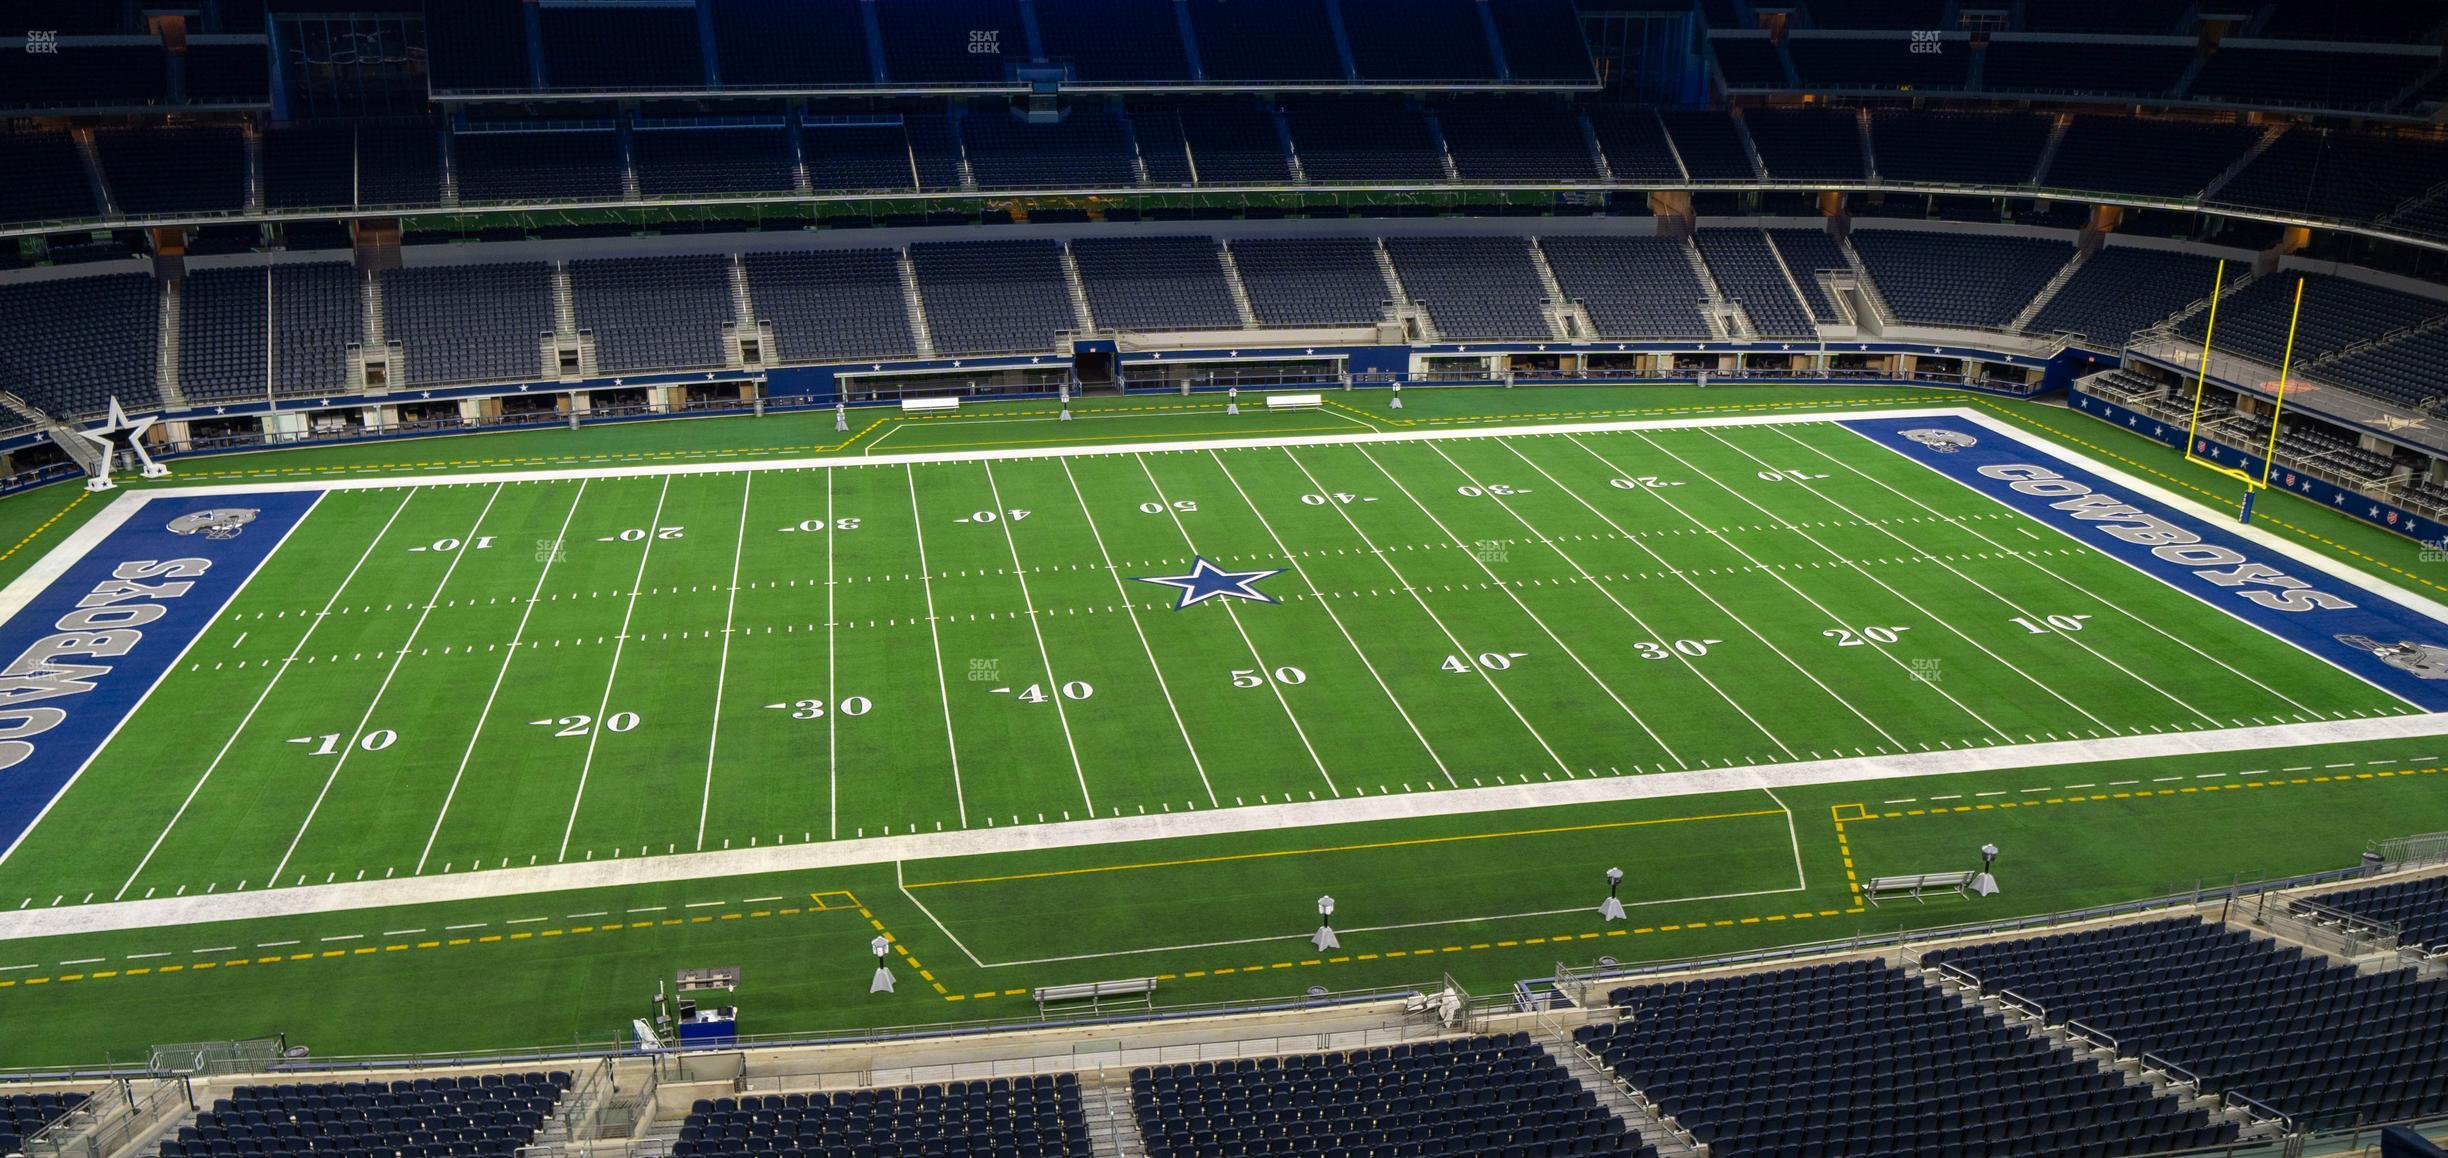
769,697,873,718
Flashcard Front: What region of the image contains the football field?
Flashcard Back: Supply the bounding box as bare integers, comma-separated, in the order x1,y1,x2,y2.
0,406,2441,925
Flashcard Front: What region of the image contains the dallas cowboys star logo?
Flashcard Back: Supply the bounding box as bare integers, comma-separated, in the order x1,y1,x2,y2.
1134,557,1286,610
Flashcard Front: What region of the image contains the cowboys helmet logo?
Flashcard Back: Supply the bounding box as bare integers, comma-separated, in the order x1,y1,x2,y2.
1899,428,1978,453
2338,634,2448,681
166,508,259,540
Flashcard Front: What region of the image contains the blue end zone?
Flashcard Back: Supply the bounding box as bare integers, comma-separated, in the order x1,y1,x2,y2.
0,491,318,858
1842,415,2448,712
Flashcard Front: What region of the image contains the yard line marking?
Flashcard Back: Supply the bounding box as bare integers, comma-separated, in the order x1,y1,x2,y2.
1569,434,2007,739
826,469,839,841
980,461,1094,816
1422,440,1789,759
558,476,673,860
1501,438,1902,749
415,480,587,874
1059,459,1217,807
1138,454,1341,796
272,482,510,885
113,490,404,901
695,474,754,851
906,464,968,827
1273,447,1573,779
897,860,985,969
1753,426,2242,724
1207,450,1453,787
1642,430,2110,730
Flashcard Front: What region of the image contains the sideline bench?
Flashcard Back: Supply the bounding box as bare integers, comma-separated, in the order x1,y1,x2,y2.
1266,393,1324,411
1032,977,1157,1018
1865,871,1976,906
900,396,960,413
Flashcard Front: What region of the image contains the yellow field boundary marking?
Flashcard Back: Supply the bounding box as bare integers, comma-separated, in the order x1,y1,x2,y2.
0,890,868,993
1845,764,2442,827
0,488,89,566
903,808,1787,890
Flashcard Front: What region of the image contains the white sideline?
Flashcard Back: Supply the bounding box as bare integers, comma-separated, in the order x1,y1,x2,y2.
1,712,2445,940
6,405,2448,939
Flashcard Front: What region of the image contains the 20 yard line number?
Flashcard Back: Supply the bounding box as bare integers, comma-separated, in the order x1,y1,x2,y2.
531,712,640,737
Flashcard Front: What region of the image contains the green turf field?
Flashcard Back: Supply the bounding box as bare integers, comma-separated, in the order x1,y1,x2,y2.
0,389,2441,1067
0,414,2413,907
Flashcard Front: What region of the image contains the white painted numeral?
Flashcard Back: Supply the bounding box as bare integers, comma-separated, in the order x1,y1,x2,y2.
784,697,873,719
414,537,494,554
614,527,684,542
1231,666,1307,688
2012,614,2092,634
1455,484,1521,497
1634,639,1719,660
1139,500,1198,514
1756,469,1829,482
1443,651,1525,672
792,518,861,533
1608,477,1676,491
960,509,1031,524
538,712,638,737
296,730,395,756
1012,681,1093,703
1299,492,1365,506
1824,626,1910,647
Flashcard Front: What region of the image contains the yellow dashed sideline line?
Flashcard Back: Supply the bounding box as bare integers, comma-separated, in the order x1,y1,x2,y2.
0,488,89,567
0,890,866,992
904,808,1784,889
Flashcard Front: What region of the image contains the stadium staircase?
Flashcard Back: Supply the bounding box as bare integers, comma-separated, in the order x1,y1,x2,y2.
1653,109,1694,183
361,271,386,347
0,391,97,478
1731,111,1770,181
1526,238,1596,342
1079,1071,1148,1158
1215,242,1262,329
1535,1025,1697,1157
2010,247,2094,334
549,263,595,378
156,279,189,410
2203,125,2292,201
1919,959,2266,1139
437,131,459,208
71,129,116,218
241,128,265,214
1759,232,1824,331
1854,107,1879,183
2032,114,2072,186
1834,232,1900,330
1580,111,1614,182
1275,106,1308,183
723,254,767,369
895,249,938,357
1427,112,1462,183
1680,238,1747,339
1371,239,1436,341
1059,243,1098,335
